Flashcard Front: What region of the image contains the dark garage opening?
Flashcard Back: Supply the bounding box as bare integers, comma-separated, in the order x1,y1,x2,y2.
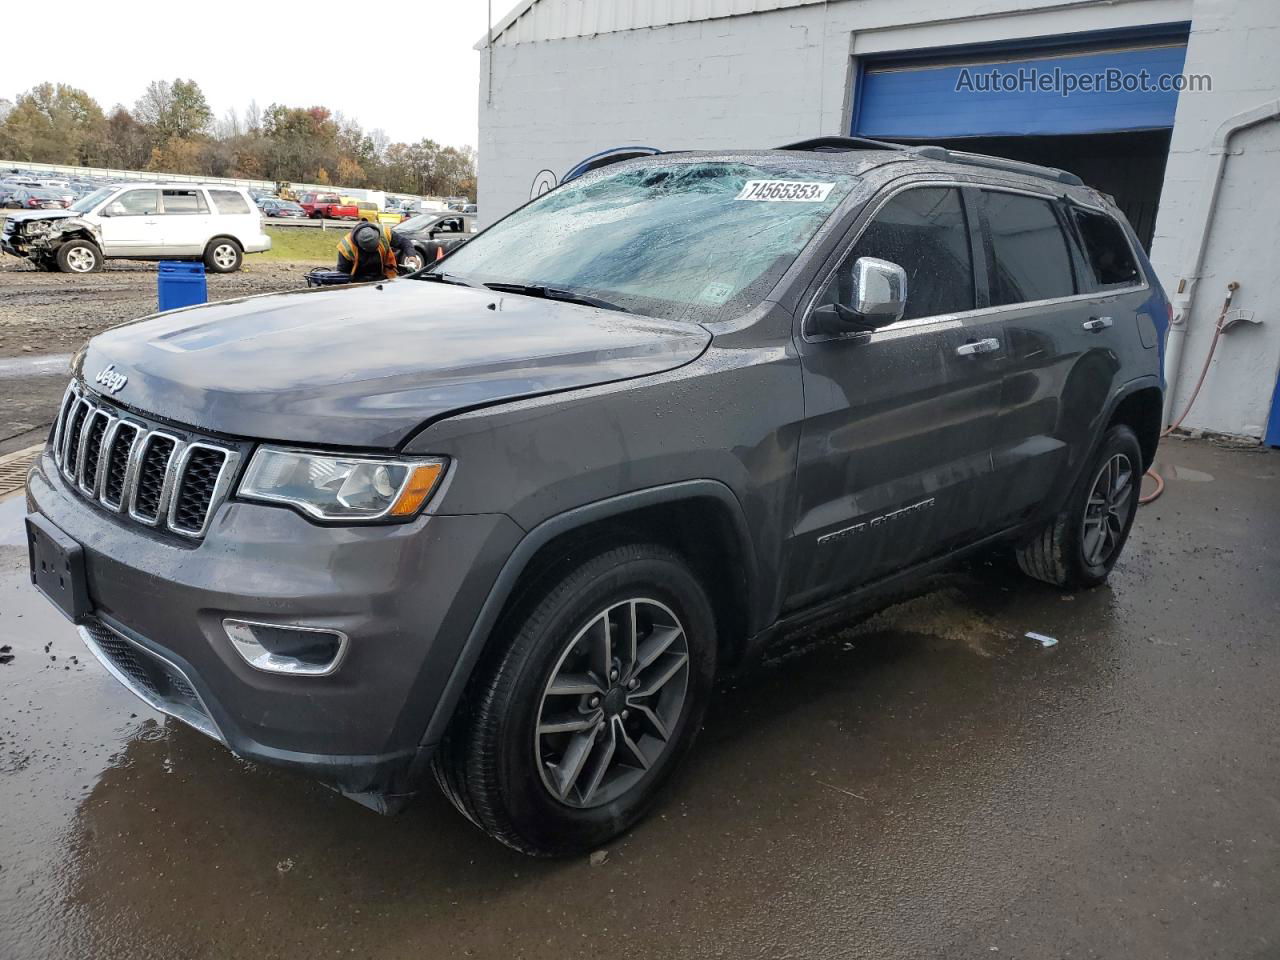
896,129,1172,250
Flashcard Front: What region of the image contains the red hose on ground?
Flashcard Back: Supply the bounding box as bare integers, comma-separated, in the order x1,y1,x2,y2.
1139,282,1238,505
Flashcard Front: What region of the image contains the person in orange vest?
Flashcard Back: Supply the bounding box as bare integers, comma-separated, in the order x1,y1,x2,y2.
335,222,416,281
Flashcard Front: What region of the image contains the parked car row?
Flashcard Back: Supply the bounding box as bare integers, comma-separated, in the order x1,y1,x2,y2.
2,170,116,208
2,187,73,210
252,190,461,226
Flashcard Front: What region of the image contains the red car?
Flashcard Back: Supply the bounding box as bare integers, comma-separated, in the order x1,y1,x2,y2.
297,192,358,220
7,188,69,210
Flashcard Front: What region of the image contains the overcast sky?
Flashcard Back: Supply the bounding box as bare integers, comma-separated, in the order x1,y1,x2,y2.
5,0,524,149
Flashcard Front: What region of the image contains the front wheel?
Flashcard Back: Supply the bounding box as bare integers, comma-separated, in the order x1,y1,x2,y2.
1016,424,1142,588
55,239,102,274
203,238,242,273
433,543,717,856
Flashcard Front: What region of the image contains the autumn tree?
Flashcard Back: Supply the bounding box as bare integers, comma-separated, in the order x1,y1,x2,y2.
0,83,105,164
134,79,212,144
102,106,151,170
0,77,477,200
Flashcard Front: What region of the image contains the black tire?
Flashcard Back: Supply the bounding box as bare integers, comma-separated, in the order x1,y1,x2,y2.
1016,424,1143,589
53,240,102,273
203,237,242,273
433,542,717,856
55,239,103,274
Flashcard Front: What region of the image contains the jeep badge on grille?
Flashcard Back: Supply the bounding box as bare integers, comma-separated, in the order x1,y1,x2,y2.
94,364,128,394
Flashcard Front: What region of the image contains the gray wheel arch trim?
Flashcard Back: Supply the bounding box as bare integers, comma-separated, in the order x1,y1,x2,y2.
1100,375,1163,468
419,479,760,749
1045,374,1163,517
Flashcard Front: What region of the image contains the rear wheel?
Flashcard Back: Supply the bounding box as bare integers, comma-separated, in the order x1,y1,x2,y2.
203,238,242,273
433,543,716,856
55,239,102,274
1016,424,1142,588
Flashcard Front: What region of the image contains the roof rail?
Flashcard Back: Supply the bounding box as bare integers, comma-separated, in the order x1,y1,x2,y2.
777,136,910,153
912,146,1084,186
777,136,1083,187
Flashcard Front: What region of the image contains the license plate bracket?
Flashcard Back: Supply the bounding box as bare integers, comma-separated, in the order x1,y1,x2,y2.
26,513,91,624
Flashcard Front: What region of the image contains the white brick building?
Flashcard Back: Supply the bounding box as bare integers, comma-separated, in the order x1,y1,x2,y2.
478,0,1280,442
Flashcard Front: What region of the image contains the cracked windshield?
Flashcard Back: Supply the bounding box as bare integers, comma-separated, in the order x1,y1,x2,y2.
436,161,859,321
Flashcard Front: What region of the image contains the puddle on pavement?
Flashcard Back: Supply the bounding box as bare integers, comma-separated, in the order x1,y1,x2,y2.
1160,464,1214,482
0,490,29,546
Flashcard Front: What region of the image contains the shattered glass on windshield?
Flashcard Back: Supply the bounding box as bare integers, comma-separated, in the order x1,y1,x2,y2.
437,161,861,322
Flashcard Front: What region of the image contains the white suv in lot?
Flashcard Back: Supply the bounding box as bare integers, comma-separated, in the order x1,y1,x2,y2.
1,182,271,274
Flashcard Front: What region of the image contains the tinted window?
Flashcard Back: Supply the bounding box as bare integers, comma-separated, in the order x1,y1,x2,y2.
819,187,974,321
161,189,208,215
109,190,160,216
1071,207,1140,288
982,192,1075,305
209,190,251,215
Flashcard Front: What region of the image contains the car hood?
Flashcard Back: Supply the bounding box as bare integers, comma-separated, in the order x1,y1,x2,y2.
3,209,78,225
79,281,711,448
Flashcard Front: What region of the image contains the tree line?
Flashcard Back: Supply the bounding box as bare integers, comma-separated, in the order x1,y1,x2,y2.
0,80,476,199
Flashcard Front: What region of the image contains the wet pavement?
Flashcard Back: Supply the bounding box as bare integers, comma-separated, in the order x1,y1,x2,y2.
1,438,1277,959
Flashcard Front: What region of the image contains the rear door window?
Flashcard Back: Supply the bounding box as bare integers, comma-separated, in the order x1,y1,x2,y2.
819,186,975,321
160,189,209,215
1070,207,1141,289
981,191,1076,306
209,190,251,215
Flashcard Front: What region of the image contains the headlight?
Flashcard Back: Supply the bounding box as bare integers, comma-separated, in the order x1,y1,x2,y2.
239,448,446,522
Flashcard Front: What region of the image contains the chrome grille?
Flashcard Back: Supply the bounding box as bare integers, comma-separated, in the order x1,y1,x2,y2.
172,446,229,534
51,382,239,540
132,434,176,522
101,422,139,508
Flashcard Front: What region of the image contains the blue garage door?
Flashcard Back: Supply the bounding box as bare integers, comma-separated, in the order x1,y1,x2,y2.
853,26,1190,139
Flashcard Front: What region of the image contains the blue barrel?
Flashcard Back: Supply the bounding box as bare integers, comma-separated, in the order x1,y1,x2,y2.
157,261,208,311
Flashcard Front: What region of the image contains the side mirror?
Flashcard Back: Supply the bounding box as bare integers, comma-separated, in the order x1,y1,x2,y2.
809,257,908,336
102,202,125,217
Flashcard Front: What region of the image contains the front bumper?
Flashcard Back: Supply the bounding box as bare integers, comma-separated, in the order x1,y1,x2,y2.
27,451,522,807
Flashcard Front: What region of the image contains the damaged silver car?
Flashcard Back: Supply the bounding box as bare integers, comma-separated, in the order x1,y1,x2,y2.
1,183,270,274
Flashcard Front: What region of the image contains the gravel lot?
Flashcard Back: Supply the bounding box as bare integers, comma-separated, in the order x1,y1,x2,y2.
0,256,313,356
0,255,315,452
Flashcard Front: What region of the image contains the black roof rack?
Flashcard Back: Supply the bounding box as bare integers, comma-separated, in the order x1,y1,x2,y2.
778,136,908,153
776,136,1083,187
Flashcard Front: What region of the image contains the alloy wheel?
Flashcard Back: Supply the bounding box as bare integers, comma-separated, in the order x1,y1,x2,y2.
212,244,237,269
66,246,96,273
1081,453,1135,566
535,598,690,809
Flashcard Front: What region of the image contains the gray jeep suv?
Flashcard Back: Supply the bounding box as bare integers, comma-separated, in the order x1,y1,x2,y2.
26,138,1168,855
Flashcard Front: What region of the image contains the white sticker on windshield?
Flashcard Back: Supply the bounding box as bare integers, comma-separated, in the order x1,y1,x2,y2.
736,180,835,202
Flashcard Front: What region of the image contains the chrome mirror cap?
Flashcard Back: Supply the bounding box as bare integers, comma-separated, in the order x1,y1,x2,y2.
852,256,908,326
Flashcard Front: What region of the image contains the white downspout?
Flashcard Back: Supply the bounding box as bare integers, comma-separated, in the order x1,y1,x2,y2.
1163,98,1280,426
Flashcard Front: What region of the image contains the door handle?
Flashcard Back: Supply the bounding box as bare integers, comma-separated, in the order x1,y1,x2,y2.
955,338,1000,357
1082,316,1113,332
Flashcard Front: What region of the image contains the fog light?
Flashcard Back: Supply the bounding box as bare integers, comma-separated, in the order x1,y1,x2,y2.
223,619,348,676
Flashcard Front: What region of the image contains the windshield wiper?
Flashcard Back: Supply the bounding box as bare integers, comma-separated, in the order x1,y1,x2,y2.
483,282,630,313
416,271,483,288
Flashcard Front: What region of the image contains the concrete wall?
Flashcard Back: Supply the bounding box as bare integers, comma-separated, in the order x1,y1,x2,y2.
478,0,1190,218
1146,0,1280,438
478,0,1279,439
